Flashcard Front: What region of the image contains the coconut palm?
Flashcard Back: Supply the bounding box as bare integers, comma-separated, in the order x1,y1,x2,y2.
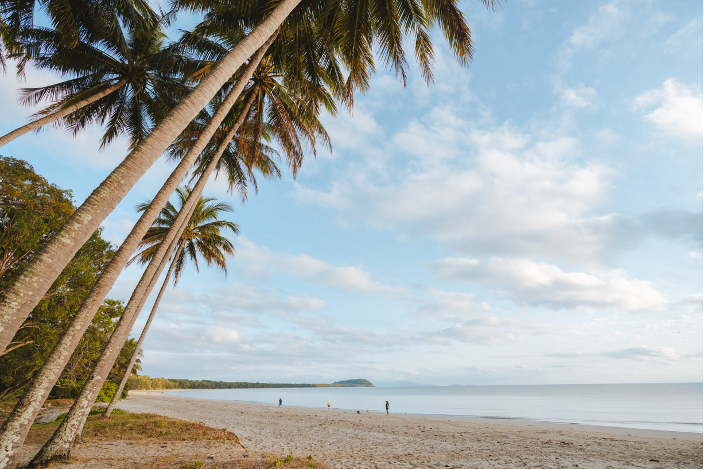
0,3,273,360
0,14,191,149
27,35,338,463
0,3,491,463
101,187,238,417
0,0,488,354
0,0,157,51
0,40,275,469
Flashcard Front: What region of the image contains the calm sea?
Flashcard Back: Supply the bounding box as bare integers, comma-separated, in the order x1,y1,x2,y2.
169,383,702,433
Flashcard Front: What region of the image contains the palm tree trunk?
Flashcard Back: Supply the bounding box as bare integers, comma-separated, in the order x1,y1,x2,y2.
0,36,278,470
0,80,127,148
103,242,187,417
29,90,259,466
0,0,299,365
28,215,189,467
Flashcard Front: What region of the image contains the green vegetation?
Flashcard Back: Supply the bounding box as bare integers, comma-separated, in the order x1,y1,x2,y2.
128,376,375,390
0,0,488,463
23,409,239,445
0,158,140,402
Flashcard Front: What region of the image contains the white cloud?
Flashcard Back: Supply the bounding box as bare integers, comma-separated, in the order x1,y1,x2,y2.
415,289,499,320
664,19,702,51
235,238,405,295
548,346,680,362
569,3,625,49
557,82,599,108
430,257,669,312
295,119,628,263
594,128,623,145
634,78,703,146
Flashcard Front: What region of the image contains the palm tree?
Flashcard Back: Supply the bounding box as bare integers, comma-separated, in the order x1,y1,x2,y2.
0,3,297,362
26,35,336,463
0,39,275,469
0,15,191,148
0,2,491,465
0,0,488,357
102,187,238,416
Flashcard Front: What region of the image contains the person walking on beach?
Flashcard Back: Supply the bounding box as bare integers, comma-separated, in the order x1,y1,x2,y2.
279,398,282,407
327,401,331,409
386,401,389,414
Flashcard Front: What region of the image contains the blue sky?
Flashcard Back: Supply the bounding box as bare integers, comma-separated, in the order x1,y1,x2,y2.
1,0,701,385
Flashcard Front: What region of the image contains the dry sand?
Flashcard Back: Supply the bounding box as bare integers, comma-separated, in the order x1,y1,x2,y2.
114,390,702,469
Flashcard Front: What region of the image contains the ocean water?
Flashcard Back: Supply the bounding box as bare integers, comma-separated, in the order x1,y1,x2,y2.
169,383,702,433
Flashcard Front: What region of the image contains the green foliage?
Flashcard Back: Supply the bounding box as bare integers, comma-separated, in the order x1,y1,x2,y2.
182,461,204,469
95,381,118,403
0,157,134,401
269,455,294,468
0,157,74,289
127,375,177,390
15,12,192,150
109,337,143,384
131,186,239,282
127,376,374,390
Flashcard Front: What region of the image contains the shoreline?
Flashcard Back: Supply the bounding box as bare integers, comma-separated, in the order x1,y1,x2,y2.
117,390,703,468
148,388,702,436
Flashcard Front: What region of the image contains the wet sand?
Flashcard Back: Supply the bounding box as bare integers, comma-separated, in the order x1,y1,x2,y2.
115,390,702,468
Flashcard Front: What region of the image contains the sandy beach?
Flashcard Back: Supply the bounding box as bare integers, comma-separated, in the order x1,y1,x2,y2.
112,390,702,468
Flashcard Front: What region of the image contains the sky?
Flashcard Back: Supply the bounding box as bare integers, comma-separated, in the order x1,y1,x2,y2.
0,0,701,386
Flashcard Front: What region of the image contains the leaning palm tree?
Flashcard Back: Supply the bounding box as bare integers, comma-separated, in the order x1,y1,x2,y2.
103,187,238,416
0,2,492,464
0,14,191,148
27,36,338,465
0,40,276,469
0,0,489,362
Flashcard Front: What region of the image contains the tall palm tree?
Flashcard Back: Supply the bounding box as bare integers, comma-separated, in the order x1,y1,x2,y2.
0,5,293,363
0,2,491,465
0,15,191,148
0,40,275,469
103,187,238,416
26,35,336,464
0,0,488,359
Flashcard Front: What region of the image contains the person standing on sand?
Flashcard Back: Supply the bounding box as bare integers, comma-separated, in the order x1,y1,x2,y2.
327,401,331,408
279,398,282,407
386,401,389,414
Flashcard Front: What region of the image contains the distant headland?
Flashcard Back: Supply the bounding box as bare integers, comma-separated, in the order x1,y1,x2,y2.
128,376,374,390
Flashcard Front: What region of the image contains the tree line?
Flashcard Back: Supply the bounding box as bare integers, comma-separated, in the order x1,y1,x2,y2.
127,376,374,390
0,0,497,466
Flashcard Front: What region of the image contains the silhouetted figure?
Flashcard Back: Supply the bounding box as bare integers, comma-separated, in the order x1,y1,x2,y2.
279,398,282,407
386,400,389,414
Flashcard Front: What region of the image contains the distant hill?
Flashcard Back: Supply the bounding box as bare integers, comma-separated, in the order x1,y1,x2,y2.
332,379,375,387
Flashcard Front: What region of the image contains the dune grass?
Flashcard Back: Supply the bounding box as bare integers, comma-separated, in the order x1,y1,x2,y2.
25,409,240,444
17,409,325,468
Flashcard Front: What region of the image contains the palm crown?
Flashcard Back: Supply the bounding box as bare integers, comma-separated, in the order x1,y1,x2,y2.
130,186,239,283
16,14,191,148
